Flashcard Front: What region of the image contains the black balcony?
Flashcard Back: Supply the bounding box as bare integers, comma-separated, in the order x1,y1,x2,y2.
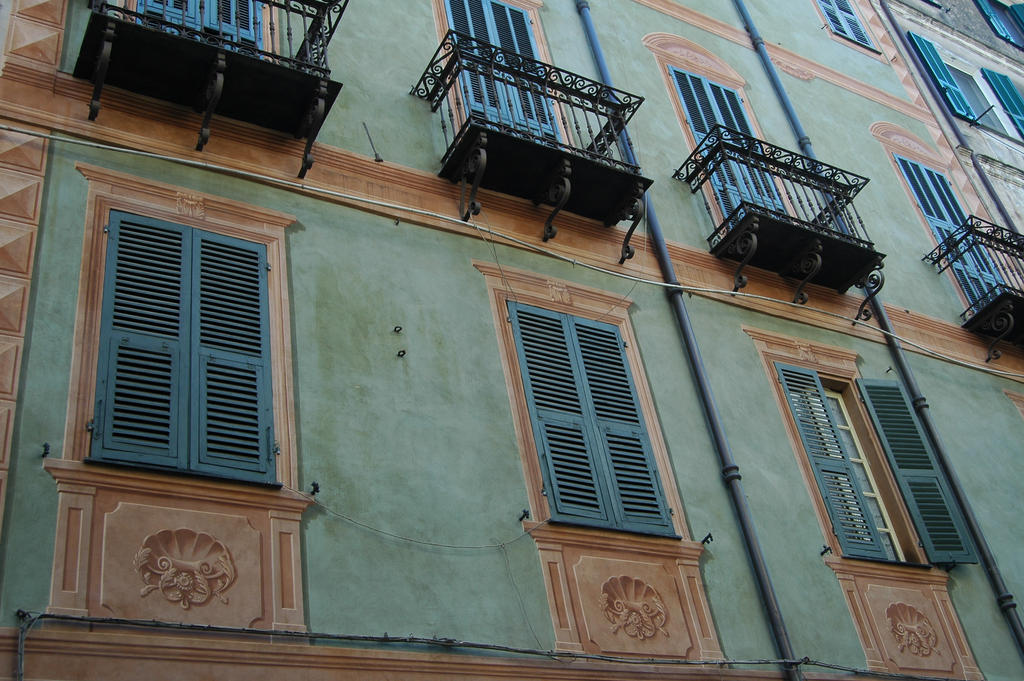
674,125,885,305
411,31,652,262
73,0,348,176
924,216,1024,360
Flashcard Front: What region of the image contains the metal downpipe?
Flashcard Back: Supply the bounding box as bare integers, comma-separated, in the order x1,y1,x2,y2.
574,3,803,679
877,0,1016,232
732,0,1024,662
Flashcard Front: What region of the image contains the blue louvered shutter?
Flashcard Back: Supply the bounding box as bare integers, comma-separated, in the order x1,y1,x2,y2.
509,303,673,535
907,33,976,120
671,69,783,217
92,213,190,471
191,231,275,483
981,69,1024,138
447,0,503,123
136,0,201,29
817,0,874,47
775,363,889,560
203,0,259,44
1011,4,1024,32
975,0,1021,44
896,156,1001,308
857,380,976,564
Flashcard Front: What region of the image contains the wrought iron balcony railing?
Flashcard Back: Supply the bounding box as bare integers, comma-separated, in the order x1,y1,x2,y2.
73,0,348,176
674,125,885,306
923,215,1024,360
412,31,652,262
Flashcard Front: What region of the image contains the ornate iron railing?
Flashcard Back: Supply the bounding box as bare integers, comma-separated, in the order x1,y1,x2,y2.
923,215,1024,326
411,30,644,174
674,125,873,250
88,0,347,77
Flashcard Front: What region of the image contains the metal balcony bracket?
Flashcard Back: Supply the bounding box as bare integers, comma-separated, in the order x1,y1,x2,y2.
609,181,646,264
725,219,759,292
853,264,885,323
88,19,116,121
787,238,823,305
979,299,1015,362
535,158,572,242
196,51,226,152
457,132,487,221
297,80,329,179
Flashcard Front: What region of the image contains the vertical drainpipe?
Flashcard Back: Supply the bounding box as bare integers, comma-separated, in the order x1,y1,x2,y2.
731,0,1024,662
574,3,803,680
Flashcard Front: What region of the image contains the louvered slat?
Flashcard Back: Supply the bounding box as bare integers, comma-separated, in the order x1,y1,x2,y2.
776,363,888,559
858,379,976,564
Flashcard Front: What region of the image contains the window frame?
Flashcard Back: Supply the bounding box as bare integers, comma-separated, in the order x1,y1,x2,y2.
63,164,299,489
476,261,688,539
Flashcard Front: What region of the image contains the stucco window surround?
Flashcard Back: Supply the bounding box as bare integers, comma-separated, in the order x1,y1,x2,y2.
809,0,885,59
747,327,981,680
476,261,722,660
45,164,309,632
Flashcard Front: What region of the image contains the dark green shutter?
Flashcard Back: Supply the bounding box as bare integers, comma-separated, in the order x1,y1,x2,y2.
982,68,1024,137
509,303,673,535
817,0,873,47
93,212,190,470
775,363,889,559
857,380,976,564
192,231,275,483
907,33,975,119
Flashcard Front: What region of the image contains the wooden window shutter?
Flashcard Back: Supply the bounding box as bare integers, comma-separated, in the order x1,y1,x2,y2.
817,0,873,47
191,231,276,483
775,363,889,560
907,33,976,119
975,0,1017,42
857,380,976,564
981,68,1024,138
93,212,191,471
509,302,673,535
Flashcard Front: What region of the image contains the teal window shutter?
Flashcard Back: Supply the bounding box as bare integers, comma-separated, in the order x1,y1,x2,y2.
93,212,191,471
136,0,201,29
509,302,674,536
191,231,275,483
92,212,275,484
907,33,976,119
203,0,259,44
981,68,1024,137
1011,4,1024,32
671,68,784,217
895,155,1001,307
816,0,874,48
975,0,1024,44
775,363,889,560
857,380,977,564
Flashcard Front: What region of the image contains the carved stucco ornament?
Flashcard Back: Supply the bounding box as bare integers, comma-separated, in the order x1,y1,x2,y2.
133,528,236,610
175,192,206,218
598,576,669,640
886,602,939,657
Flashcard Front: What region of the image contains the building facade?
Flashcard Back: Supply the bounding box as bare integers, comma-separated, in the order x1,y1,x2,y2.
0,0,1021,680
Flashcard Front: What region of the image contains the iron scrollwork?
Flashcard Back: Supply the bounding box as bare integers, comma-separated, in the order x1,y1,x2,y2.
978,299,1015,362
196,52,226,152
727,220,759,292
458,133,487,222
610,182,646,264
788,238,823,305
535,158,572,242
853,264,885,323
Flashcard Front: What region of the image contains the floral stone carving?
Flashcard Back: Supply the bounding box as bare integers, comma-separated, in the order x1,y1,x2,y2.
598,575,669,640
886,602,939,657
133,528,236,610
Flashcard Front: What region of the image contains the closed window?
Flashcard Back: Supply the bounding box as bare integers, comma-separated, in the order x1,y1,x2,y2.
815,0,875,48
775,363,975,564
508,301,674,536
137,0,260,43
89,211,276,484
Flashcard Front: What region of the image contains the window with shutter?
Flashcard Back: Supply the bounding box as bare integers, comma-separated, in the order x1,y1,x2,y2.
907,33,976,120
894,155,1002,308
91,211,276,485
981,68,1024,138
670,68,784,218
775,362,976,565
508,302,674,536
444,0,554,136
975,0,1024,46
137,0,260,45
815,0,875,48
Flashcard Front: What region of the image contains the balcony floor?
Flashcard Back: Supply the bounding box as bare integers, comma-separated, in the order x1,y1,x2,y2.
73,11,341,136
439,122,652,226
710,204,884,293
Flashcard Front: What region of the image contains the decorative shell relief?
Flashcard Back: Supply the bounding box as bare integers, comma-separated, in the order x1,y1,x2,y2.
886,602,939,658
598,576,669,641
132,529,236,610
